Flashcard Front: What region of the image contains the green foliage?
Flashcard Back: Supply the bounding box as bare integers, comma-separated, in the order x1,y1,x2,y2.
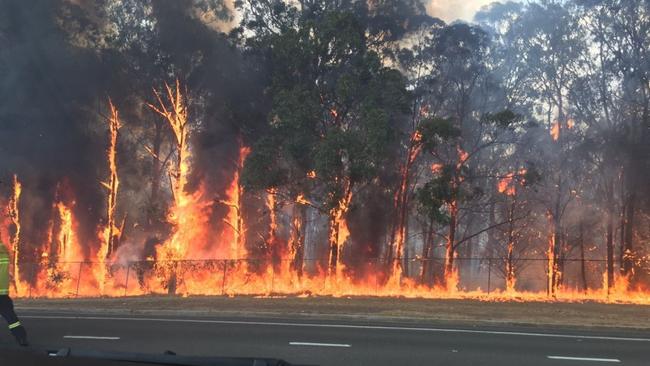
242,4,410,209
417,117,460,152
241,136,287,191
416,166,454,224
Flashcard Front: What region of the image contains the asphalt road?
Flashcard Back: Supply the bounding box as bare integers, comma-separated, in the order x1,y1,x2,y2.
0,312,648,366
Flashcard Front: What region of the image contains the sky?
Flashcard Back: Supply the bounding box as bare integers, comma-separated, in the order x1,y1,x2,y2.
425,0,516,22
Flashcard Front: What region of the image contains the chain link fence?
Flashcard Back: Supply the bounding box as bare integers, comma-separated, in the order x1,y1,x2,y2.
11,257,609,298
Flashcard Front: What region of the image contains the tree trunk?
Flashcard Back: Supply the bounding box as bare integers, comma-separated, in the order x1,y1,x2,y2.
328,187,352,278
420,218,435,285
402,205,411,278
148,120,164,227
606,201,614,291
579,222,588,292
291,203,306,278
443,200,457,288
555,229,564,289
617,167,626,275
547,214,561,297
327,211,340,277
390,139,419,277
486,201,496,260
267,191,280,272
622,192,636,276
505,200,516,292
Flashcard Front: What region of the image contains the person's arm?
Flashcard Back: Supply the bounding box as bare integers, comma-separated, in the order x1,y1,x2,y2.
0,249,9,295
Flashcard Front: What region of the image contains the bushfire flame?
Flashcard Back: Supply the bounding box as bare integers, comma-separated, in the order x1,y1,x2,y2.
550,121,560,141
9,175,21,293
4,84,650,305
96,100,122,294
497,169,526,196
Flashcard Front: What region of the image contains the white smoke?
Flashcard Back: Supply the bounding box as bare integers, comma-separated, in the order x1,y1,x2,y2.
424,0,517,22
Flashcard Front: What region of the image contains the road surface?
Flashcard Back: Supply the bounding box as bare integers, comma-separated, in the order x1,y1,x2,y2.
0,311,647,365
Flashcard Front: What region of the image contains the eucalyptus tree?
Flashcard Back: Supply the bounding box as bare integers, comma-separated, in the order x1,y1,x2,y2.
240,1,415,277
400,20,531,287
586,0,650,280
477,0,590,294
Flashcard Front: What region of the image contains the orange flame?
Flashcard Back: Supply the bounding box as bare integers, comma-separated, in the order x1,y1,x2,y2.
9,175,22,293
431,163,444,174
497,169,526,196
55,202,83,263
547,234,557,295
550,121,560,141
497,174,515,195
296,194,311,206
96,100,121,294
266,188,278,252
567,118,575,129
223,144,251,260
457,147,469,165
149,80,189,208
328,188,352,279
149,81,193,260
7,86,650,305
148,80,221,295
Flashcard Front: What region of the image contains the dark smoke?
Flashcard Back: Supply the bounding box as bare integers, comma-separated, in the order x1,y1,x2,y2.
0,0,111,259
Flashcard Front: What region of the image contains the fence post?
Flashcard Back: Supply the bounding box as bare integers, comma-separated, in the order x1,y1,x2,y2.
75,262,82,298
221,260,228,295
271,262,275,295
28,262,35,299
487,258,492,295
124,262,130,297
375,259,380,296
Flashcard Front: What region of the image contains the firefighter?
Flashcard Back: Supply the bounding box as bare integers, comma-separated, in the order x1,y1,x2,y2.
0,243,28,346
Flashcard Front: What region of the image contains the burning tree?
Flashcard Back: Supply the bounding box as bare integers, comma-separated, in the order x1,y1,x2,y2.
402,20,531,289
8,175,22,293
149,80,190,210
96,100,123,294
478,1,589,295
148,80,193,293
494,169,535,292
241,3,412,280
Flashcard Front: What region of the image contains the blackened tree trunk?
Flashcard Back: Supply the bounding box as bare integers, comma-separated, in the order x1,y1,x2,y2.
505,200,516,292
579,222,588,292
420,218,435,285
606,184,615,291
148,119,165,227
619,185,626,274
328,212,340,276
327,187,351,278
291,203,306,278
443,199,458,287
622,191,636,275
389,135,421,278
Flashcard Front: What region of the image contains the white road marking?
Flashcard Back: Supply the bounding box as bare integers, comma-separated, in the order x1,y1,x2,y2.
547,356,620,363
289,342,350,348
22,315,650,342
63,335,120,340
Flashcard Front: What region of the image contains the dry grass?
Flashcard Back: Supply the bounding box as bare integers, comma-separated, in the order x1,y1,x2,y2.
15,295,650,331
